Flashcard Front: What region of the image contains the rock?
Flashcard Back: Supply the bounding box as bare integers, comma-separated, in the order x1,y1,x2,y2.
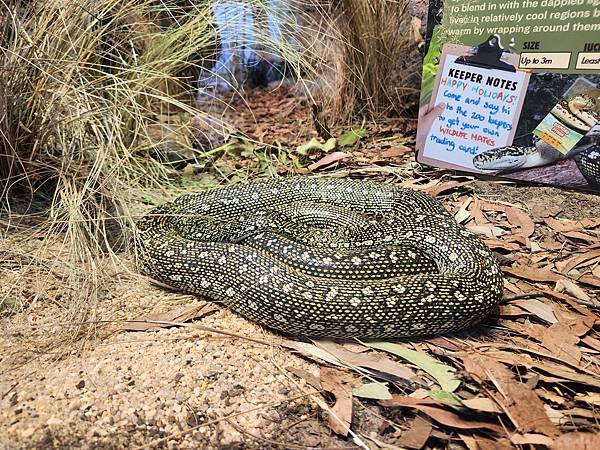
21,427,35,438
173,372,184,383
46,417,63,427
228,385,245,397
8,391,17,406
68,399,81,411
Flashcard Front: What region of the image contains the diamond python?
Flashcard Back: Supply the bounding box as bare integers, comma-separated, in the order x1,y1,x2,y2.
473,141,600,188
473,93,600,188
136,177,503,338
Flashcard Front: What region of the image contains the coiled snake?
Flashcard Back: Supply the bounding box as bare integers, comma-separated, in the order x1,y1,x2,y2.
136,178,503,338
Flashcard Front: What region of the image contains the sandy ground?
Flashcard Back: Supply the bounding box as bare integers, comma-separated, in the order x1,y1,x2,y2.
1,275,349,450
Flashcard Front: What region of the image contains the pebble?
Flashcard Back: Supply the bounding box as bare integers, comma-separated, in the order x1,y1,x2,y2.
46,417,63,426
21,427,35,438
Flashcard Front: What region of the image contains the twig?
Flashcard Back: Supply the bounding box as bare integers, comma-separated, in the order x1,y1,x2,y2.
0,382,18,400
78,319,276,347
502,291,545,302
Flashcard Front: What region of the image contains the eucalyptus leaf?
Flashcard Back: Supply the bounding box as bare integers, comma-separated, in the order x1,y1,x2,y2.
454,206,471,224
337,128,366,147
295,137,338,155
352,382,393,400
366,342,460,392
428,389,463,407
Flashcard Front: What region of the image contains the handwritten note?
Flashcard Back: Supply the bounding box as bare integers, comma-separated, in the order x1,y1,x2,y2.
424,54,529,170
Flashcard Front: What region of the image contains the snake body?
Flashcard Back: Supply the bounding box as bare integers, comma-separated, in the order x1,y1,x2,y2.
136,177,503,338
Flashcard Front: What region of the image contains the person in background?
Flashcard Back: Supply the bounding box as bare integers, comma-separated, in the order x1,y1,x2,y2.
198,0,290,97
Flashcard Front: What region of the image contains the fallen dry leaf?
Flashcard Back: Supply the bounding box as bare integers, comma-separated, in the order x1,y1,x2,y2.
535,287,599,322
307,151,350,172
458,434,479,450
561,230,597,244
582,335,600,352
551,432,600,450
396,415,432,449
314,340,417,382
419,180,474,198
503,265,563,283
505,206,536,238
555,250,600,275
500,379,559,436
461,397,502,413
286,366,321,390
424,336,465,352
380,145,412,158
123,303,220,331
561,317,595,336
510,433,554,446
574,393,600,405
367,342,460,392
505,233,528,245
462,354,559,436
512,299,558,324
482,238,521,250
577,274,600,288
485,351,600,389
319,368,356,436
541,322,581,366
467,224,509,238
536,389,567,405
459,434,514,450
555,279,591,302
471,197,489,225
283,340,343,366
381,396,501,432
544,217,600,232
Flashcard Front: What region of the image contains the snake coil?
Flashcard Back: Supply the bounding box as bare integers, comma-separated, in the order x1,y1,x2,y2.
136,177,503,338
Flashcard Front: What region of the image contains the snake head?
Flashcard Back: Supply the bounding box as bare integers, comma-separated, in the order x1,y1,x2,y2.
473,146,529,171
568,94,596,112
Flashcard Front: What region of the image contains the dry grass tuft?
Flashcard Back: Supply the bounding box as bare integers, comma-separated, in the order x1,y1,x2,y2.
0,0,305,356
306,0,420,122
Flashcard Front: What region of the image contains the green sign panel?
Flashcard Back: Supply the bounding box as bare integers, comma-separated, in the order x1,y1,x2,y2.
416,0,600,193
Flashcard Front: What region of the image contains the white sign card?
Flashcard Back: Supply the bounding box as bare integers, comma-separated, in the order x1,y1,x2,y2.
421,45,530,171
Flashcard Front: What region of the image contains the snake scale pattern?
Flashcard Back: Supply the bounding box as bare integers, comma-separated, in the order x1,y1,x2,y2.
136,177,503,338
